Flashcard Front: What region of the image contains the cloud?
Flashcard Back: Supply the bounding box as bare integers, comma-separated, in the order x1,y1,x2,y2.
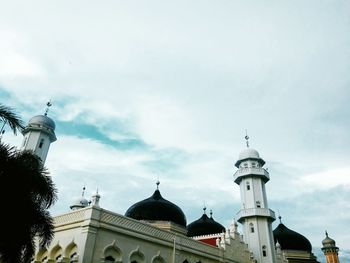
1,0,350,254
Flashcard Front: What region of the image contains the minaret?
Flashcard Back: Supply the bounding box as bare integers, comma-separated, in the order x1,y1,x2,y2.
233,134,276,263
322,231,340,263
21,102,57,164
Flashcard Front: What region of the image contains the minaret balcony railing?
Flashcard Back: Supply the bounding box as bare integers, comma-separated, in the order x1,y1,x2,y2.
233,167,270,183
236,208,276,223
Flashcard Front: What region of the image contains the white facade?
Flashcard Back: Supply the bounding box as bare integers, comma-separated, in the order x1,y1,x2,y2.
32,204,256,263
234,148,277,263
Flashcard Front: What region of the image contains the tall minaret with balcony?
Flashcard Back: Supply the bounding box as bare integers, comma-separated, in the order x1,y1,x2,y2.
21,102,57,165
321,231,340,263
233,135,276,263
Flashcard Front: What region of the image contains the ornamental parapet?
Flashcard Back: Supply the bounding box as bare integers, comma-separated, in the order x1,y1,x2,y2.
236,208,275,223
233,167,270,184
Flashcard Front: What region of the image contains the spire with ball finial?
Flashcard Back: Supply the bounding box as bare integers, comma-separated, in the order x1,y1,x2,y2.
245,129,250,148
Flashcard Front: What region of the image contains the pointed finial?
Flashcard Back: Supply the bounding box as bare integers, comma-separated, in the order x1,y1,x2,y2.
82,185,86,197
44,100,52,116
156,180,160,190
245,129,250,148
325,230,328,237
91,187,101,207
210,209,213,218
203,203,207,214
278,215,282,224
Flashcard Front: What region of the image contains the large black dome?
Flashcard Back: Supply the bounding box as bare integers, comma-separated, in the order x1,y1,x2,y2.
273,223,312,252
187,211,225,237
125,189,187,227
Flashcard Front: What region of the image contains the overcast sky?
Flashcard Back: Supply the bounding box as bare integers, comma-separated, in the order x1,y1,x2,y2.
1,1,349,262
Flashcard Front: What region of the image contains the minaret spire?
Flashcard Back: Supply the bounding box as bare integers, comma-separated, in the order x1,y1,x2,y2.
322,231,340,263
245,129,250,148
44,100,52,116
82,185,86,197
234,143,276,263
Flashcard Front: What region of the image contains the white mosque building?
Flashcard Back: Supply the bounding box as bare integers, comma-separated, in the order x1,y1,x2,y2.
20,109,323,263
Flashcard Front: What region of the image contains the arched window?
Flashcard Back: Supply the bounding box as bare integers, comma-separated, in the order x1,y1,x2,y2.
249,223,254,233
251,162,256,168
262,245,267,257
246,182,250,190
256,201,261,208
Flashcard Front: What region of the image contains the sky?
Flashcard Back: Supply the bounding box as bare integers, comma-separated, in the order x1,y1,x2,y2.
0,0,349,262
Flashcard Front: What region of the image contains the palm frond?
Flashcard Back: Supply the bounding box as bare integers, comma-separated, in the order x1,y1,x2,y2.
0,104,24,135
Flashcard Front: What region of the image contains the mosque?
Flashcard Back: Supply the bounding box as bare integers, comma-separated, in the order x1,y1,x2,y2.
19,108,340,263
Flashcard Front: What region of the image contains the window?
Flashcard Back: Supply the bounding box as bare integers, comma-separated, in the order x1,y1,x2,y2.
244,162,248,168
249,223,254,233
246,182,250,190
39,139,44,149
251,162,256,168
256,201,261,208
262,245,267,257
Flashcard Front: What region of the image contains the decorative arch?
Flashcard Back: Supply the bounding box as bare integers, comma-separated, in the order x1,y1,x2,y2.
101,240,122,263
64,240,79,263
34,247,48,262
151,251,165,263
49,243,63,261
129,246,145,263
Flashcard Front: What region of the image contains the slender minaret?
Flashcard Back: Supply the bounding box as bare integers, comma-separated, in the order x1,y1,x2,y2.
21,102,57,164
233,134,276,263
322,231,340,263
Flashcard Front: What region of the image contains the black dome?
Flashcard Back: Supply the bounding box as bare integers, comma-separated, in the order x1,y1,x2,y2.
273,223,312,252
125,189,187,227
187,212,225,237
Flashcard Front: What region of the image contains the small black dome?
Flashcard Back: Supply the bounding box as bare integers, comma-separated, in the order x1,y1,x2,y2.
125,189,187,227
187,211,225,237
273,223,312,252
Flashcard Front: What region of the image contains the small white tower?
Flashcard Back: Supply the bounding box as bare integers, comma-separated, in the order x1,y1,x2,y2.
233,135,276,263
21,102,57,164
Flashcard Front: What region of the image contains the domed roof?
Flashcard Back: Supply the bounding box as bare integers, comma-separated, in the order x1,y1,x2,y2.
125,188,187,227
273,223,312,252
70,196,89,210
239,148,260,160
187,209,225,237
70,187,90,210
322,232,336,247
235,147,265,167
28,115,56,130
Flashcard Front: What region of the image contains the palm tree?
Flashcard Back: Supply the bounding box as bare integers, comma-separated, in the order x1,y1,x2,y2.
0,104,24,136
0,143,57,263
0,105,57,263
